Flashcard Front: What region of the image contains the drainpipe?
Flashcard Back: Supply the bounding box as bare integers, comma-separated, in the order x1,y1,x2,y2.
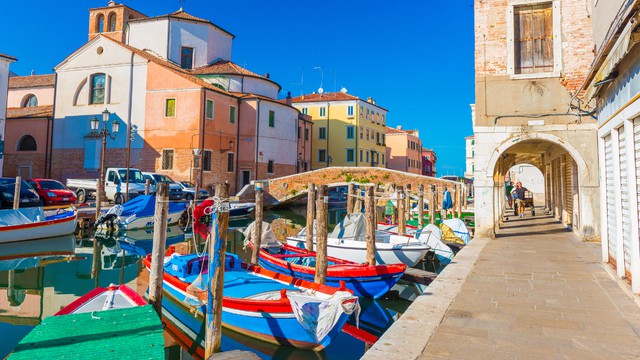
48,72,59,179
355,102,359,167
44,115,51,178
199,88,206,188
255,98,261,181
235,98,240,192
326,102,330,168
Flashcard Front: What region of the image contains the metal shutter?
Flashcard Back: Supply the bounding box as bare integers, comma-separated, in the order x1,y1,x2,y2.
619,127,632,275
605,135,617,265
564,155,573,225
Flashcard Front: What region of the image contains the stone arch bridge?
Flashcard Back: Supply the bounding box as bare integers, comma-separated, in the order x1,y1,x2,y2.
237,167,464,208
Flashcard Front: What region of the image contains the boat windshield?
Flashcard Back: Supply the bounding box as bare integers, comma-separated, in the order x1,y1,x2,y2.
117,170,145,183
39,180,66,190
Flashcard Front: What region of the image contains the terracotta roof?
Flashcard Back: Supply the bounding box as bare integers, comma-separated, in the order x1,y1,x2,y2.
129,9,235,38
193,60,281,90
0,53,17,61
290,92,359,103
9,74,55,89
7,105,54,119
385,126,418,135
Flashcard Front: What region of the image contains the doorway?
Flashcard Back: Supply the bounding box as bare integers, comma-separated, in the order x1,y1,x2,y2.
241,171,251,188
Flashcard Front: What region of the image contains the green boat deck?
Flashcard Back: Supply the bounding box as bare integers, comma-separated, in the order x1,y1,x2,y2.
8,304,164,360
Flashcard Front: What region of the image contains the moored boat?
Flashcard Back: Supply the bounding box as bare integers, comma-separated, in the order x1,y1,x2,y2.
0,207,77,244
144,251,359,350
98,195,186,230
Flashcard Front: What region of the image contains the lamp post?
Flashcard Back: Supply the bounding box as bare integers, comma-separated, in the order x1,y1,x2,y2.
91,109,119,220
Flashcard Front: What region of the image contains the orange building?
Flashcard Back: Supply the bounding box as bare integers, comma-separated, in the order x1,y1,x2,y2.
385,126,422,175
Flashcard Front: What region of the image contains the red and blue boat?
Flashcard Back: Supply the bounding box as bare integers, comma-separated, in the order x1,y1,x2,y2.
252,242,406,299
143,251,358,351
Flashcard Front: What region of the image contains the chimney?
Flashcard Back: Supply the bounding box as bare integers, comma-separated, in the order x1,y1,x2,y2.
373,100,376,105
108,0,117,6
286,91,292,106
265,73,270,79
367,97,372,103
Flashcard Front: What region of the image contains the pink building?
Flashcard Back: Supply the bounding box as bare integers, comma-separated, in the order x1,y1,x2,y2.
385,126,422,174
422,148,437,177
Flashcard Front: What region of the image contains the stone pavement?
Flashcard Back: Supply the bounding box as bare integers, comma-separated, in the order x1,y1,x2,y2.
418,213,640,359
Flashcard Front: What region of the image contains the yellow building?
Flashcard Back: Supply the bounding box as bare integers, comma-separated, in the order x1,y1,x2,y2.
290,92,388,169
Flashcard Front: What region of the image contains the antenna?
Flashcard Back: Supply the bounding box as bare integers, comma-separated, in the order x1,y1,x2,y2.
314,66,323,90
318,88,324,94
178,0,186,10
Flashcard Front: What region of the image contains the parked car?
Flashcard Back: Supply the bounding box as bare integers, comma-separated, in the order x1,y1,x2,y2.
0,177,41,209
177,181,209,200
67,168,148,204
27,178,77,206
142,173,184,201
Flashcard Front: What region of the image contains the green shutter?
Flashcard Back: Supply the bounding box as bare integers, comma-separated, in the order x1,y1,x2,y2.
165,99,176,117
269,111,275,127
230,106,236,123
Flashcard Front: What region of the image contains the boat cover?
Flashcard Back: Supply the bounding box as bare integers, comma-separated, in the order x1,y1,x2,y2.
414,225,454,261
0,207,46,226
287,290,359,342
119,195,186,219
330,213,366,241
441,219,471,244
243,221,281,249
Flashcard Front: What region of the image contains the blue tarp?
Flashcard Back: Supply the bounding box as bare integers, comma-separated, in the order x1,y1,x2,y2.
120,195,186,218
442,189,453,210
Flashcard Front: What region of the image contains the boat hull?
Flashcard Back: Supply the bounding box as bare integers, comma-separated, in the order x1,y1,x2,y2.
229,203,255,218
0,211,77,244
120,209,183,230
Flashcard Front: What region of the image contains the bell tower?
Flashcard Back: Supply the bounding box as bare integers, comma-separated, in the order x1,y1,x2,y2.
88,1,146,43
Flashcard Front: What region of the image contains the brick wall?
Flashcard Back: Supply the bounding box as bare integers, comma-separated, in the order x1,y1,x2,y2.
2,153,47,178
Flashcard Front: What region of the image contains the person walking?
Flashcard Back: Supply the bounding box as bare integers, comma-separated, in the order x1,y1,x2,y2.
506,181,514,209
512,181,529,218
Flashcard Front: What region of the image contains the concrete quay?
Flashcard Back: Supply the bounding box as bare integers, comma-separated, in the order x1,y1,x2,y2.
363,211,640,359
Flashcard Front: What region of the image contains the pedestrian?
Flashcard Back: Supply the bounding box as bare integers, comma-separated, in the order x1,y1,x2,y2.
512,181,529,218
506,181,514,208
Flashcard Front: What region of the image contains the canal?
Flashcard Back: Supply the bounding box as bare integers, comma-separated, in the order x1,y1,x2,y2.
0,207,436,359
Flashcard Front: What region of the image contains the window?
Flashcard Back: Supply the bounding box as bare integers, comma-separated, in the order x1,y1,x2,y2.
318,127,327,140
302,107,308,115
346,126,354,139
318,149,327,162
96,14,105,33
359,150,363,163
90,74,106,104
360,106,363,116
382,134,385,144
227,153,235,172
376,133,380,143
165,98,176,117
359,127,363,139
366,109,370,119
382,115,385,125
347,105,354,117
108,13,117,32
346,149,354,163
267,160,274,174
298,126,301,139
305,128,309,140
382,154,385,164
22,95,38,107
17,135,37,151
268,111,275,127
229,106,236,123
206,99,214,119
203,150,212,171
319,107,326,117
408,159,411,168
366,129,369,141
513,3,554,74
162,149,174,170
181,47,194,70
366,152,369,163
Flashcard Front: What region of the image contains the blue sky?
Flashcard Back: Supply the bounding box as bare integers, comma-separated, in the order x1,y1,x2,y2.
1,0,474,176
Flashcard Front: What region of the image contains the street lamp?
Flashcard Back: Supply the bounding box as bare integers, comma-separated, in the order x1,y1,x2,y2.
92,108,119,220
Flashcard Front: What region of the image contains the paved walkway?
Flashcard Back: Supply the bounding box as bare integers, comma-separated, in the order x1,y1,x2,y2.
419,212,640,359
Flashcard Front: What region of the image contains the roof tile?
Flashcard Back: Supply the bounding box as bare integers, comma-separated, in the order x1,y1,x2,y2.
9,74,55,89
7,105,54,119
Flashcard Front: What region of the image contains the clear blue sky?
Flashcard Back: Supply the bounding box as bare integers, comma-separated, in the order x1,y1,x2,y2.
1,0,475,176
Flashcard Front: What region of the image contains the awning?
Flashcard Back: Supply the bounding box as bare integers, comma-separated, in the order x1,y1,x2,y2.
585,13,640,100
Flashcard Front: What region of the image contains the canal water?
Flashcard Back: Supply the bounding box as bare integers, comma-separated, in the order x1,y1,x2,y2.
0,207,434,360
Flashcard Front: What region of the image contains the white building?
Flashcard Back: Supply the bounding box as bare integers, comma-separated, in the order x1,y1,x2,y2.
0,53,17,177
464,135,474,179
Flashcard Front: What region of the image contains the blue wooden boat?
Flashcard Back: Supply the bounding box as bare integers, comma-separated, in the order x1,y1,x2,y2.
143,251,358,350
252,242,406,299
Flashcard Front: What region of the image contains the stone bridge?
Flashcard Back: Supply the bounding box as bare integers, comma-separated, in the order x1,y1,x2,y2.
237,167,464,208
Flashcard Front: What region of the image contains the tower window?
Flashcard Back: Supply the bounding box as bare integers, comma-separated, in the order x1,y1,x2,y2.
22,94,38,107
181,47,194,70
96,14,105,33
17,135,37,151
108,13,117,32
90,74,106,104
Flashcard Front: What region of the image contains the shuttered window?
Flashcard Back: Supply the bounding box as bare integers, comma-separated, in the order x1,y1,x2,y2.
514,4,553,74
162,149,174,170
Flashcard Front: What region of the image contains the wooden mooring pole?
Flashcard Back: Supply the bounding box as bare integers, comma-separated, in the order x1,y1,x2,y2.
405,185,412,221
463,184,468,210
145,178,151,195
418,184,425,228
315,185,328,284
148,182,169,317
397,185,406,236
306,183,316,251
13,176,21,210
205,183,230,357
429,184,436,225
250,183,264,265
365,186,376,266
346,183,355,214
457,184,462,218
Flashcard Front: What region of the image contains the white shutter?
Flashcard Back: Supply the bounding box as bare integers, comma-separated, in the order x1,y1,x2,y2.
564,155,573,225
634,120,640,273
619,127,632,274
605,135,617,264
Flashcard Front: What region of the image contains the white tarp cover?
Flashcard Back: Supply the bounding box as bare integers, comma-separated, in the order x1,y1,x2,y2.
414,224,454,261
0,207,45,227
287,290,359,342
441,219,471,244
330,213,366,241
243,221,281,248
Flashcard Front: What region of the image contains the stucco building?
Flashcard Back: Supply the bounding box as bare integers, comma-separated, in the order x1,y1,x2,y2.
385,126,422,174
290,92,387,169
51,1,301,193
421,148,437,177
3,74,55,178
464,135,474,179
582,0,640,292
473,0,599,239
0,53,17,177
